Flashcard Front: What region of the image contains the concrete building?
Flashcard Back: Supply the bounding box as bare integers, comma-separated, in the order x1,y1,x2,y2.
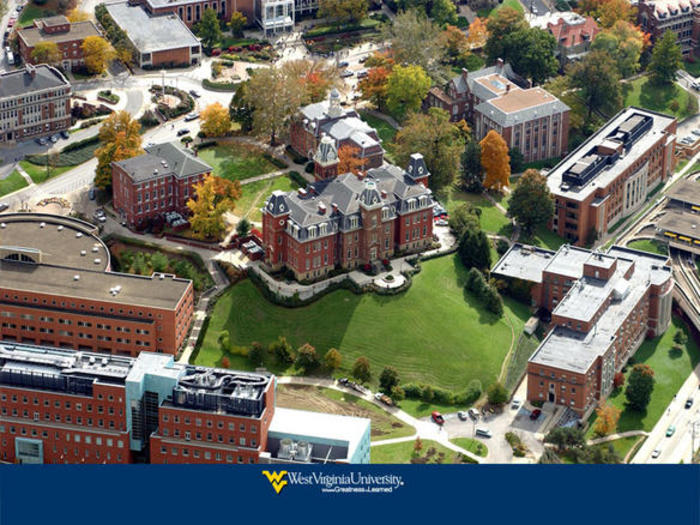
638,0,699,56
0,344,370,464
105,3,202,68
128,0,253,29
0,213,194,357
0,64,71,143
656,179,700,254
17,16,102,72
262,148,434,281
546,107,677,245
290,89,384,172
492,243,673,418
112,141,213,230
424,60,570,163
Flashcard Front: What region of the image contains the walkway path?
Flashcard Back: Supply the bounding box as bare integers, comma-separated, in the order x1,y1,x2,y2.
587,430,649,446
13,163,34,186
276,376,482,463
364,109,401,130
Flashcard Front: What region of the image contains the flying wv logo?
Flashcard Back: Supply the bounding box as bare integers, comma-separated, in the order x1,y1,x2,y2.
262,471,289,494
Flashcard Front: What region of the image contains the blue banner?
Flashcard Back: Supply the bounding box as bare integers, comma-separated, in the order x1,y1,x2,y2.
0,465,698,524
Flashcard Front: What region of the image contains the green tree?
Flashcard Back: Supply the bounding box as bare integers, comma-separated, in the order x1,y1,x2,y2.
229,80,254,132
249,342,266,364
393,107,464,192
383,9,445,81
324,348,342,370
228,11,247,37
508,169,554,236
270,336,294,364
150,252,169,273
544,427,585,451
568,49,621,119
591,21,644,78
379,367,400,394
506,27,558,85
486,382,509,405
422,384,434,402
648,30,682,86
509,147,524,174
625,364,655,411
385,64,432,121
449,203,480,238
236,218,251,237
295,343,319,372
430,0,457,26
352,356,371,383
458,224,491,270
317,0,368,23
196,8,223,49
674,329,688,346
391,385,405,402
461,140,483,192
484,7,527,63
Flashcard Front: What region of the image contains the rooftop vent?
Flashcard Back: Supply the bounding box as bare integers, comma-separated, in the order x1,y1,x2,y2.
76,232,83,238
80,250,86,256
318,202,327,214
0,223,5,229
91,246,99,253
94,258,101,265
57,225,64,231
40,222,45,228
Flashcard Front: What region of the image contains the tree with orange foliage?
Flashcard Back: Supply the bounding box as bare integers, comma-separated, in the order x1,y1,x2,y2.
187,175,242,240
593,402,621,436
466,17,488,49
479,130,510,191
442,24,469,58
337,145,367,175
283,59,338,103
597,0,636,28
358,66,391,111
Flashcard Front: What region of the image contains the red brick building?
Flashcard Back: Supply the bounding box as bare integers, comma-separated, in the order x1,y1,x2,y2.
638,0,700,56
17,16,102,72
545,14,599,68
0,345,370,464
112,141,213,230
546,107,677,246
492,243,673,418
0,213,194,357
263,142,434,282
289,89,384,169
128,0,255,29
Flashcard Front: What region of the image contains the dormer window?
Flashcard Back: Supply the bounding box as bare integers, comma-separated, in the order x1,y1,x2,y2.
381,206,391,220
319,223,327,235
308,226,317,238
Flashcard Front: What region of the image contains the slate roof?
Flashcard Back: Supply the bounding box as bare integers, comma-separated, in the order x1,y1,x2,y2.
113,142,212,183
463,63,520,101
0,65,70,99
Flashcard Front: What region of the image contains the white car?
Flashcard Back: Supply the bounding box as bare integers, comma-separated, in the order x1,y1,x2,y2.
692,81,700,91
511,399,522,410
651,448,661,459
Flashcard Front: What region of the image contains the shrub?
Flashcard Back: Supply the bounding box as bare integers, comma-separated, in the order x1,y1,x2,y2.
285,145,308,164
486,382,509,405
305,161,315,173
220,356,231,368
421,385,434,402
288,170,307,187
402,383,423,399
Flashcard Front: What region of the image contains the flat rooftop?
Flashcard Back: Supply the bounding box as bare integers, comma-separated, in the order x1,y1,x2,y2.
491,244,556,283
473,73,518,97
0,260,191,310
658,209,700,241
667,179,700,207
489,86,558,114
0,213,109,271
18,20,101,47
530,326,610,373
546,107,676,202
553,276,612,323
544,245,592,279
105,3,200,53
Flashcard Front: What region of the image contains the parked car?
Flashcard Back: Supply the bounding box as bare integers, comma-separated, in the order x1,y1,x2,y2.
431,411,445,425
59,130,69,140
530,408,542,420
177,128,190,136
359,56,368,63
686,397,694,409
356,68,368,79
475,427,492,438
16,5,22,11
457,411,468,421
88,188,96,201
692,81,700,91
374,393,394,406
184,112,199,121
692,129,700,137
338,377,349,385
340,70,354,78
337,60,349,68
35,137,48,146
468,408,479,420
189,89,200,98
435,219,448,227
49,134,59,143
0,203,8,213
666,425,676,437
651,448,661,459
511,399,522,410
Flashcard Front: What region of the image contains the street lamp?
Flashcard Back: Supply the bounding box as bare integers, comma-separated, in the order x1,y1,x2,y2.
160,69,167,100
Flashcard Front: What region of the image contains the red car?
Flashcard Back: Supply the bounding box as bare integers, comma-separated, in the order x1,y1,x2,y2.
431,411,445,425
530,409,542,420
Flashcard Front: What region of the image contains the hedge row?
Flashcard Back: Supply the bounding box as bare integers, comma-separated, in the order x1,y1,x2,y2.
402,380,482,406
287,170,307,188
262,153,288,170
285,145,308,164
202,78,239,92
303,18,380,38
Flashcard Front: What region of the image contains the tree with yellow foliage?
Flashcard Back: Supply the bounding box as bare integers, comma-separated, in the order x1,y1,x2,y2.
466,17,488,49
479,130,510,191
597,0,636,29
67,8,90,22
94,111,144,189
200,102,232,137
593,402,621,436
31,42,61,65
81,36,116,74
337,145,367,175
187,175,242,240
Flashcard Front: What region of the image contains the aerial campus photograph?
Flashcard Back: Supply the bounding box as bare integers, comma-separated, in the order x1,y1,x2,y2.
0,0,700,472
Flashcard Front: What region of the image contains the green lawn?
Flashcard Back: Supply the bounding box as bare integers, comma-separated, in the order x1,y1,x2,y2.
18,3,49,25
627,239,668,256
236,174,300,223
196,254,531,392
522,225,568,251
359,111,398,162
477,0,524,17
622,77,695,120
371,439,475,464
18,161,72,184
444,187,512,236
587,317,700,435
197,144,281,182
593,435,644,463
0,170,28,196
682,59,700,78
450,437,488,457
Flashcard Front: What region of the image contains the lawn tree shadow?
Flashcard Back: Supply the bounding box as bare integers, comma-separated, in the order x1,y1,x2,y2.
638,80,678,113
462,286,501,326
669,346,683,360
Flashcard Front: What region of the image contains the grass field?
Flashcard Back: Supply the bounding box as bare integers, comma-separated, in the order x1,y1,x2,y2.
359,111,398,161
477,0,523,17
197,144,280,182
0,170,28,196
18,161,72,184
623,77,695,120
18,3,50,25
450,437,488,457
682,59,700,78
587,317,700,435
444,187,512,236
521,225,568,251
371,439,475,464
592,435,644,463
196,254,531,392
236,175,300,223
276,385,414,441
627,239,668,256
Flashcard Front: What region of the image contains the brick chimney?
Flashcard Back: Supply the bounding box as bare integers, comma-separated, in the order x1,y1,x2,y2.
461,67,468,82
496,58,504,73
